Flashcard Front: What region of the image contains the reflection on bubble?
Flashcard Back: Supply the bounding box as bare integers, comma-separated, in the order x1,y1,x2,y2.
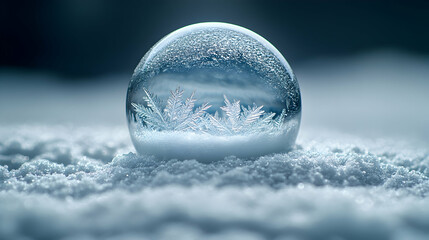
126,22,301,160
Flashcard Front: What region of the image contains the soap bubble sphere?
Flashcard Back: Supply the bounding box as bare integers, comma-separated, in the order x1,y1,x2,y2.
126,22,301,161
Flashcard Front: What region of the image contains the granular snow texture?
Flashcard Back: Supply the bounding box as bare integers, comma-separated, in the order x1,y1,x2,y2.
1,125,429,240
1,51,429,240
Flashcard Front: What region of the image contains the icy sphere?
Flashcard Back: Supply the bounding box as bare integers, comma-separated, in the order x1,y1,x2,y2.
127,22,301,161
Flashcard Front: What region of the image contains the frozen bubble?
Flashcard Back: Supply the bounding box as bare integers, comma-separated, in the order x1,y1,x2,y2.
126,22,301,161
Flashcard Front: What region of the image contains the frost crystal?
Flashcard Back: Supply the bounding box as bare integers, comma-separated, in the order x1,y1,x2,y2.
132,87,286,136
126,23,301,159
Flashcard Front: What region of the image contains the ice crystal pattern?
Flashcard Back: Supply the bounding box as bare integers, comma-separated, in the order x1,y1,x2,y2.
131,88,287,135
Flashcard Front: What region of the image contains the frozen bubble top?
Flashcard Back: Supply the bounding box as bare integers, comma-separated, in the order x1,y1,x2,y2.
127,22,301,161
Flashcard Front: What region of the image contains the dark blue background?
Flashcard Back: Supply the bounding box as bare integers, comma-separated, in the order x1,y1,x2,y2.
1,0,428,79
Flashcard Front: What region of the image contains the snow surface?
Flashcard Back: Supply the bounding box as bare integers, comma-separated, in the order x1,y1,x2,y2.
1,51,429,239
130,120,298,161
1,125,429,240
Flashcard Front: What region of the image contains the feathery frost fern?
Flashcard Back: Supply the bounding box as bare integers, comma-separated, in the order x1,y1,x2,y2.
131,87,286,135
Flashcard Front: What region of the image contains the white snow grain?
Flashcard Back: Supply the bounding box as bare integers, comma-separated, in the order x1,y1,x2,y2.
1,125,429,240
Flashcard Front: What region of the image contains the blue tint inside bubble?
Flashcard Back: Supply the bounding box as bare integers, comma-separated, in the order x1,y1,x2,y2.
127,22,301,161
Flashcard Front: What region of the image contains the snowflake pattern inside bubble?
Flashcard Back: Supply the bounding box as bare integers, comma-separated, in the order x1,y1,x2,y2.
126,22,301,161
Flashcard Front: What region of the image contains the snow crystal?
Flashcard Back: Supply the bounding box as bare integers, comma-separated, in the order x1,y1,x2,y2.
132,88,286,135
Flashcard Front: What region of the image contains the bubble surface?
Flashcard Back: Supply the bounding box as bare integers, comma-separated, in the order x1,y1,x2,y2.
127,22,301,160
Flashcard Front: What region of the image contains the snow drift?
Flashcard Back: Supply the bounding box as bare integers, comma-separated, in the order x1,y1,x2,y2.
1,125,429,240
1,51,429,239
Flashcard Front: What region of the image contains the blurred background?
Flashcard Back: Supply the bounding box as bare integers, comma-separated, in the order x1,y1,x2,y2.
1,0,428,142
2,0,429,77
